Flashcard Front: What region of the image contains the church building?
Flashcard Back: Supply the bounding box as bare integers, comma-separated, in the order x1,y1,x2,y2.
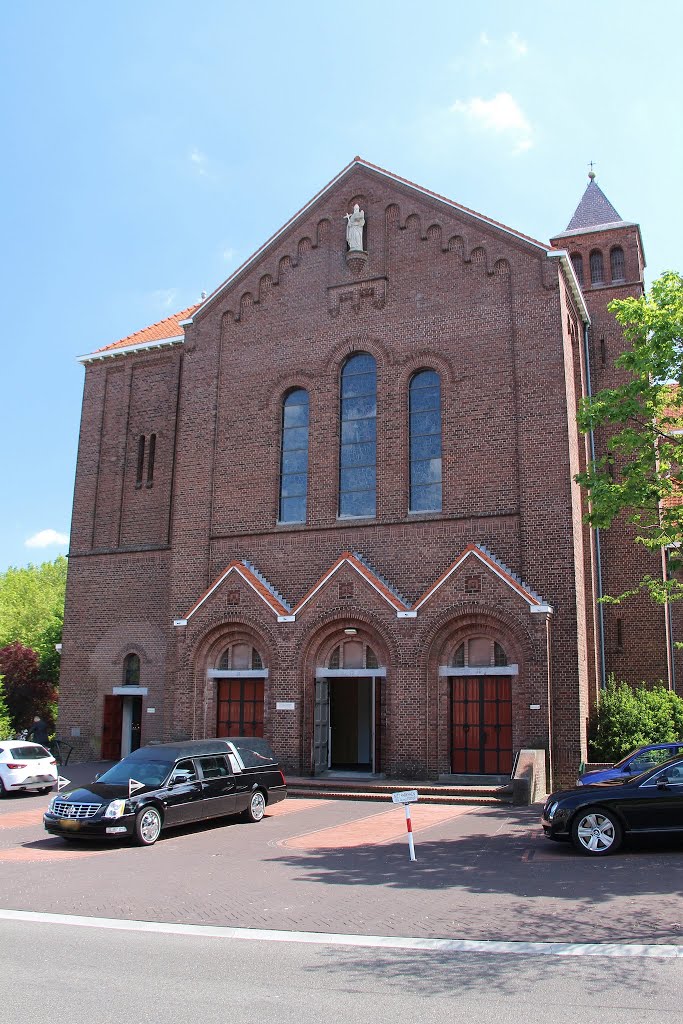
58,158,675,787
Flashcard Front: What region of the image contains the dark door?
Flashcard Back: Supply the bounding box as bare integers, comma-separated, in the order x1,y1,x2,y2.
164,758,204,825
624,768,683,831
130,697,142,752
101,696,123,760
450,677,512,774
217,679,264,737
196,755,237,819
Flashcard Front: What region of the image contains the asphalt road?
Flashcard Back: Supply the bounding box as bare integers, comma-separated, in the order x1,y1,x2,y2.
2,917,682,1024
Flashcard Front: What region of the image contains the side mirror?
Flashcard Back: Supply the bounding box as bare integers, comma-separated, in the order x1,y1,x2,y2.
95,773,101,781
657,777,669,789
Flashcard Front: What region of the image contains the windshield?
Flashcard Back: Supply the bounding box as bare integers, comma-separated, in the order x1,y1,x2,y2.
97,758,171,787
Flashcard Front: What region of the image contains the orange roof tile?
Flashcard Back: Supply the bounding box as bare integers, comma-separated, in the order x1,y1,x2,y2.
93,304,201,355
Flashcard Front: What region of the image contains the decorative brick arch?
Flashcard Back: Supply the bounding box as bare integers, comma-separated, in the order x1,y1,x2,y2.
184,614,278,741
296,608,397,775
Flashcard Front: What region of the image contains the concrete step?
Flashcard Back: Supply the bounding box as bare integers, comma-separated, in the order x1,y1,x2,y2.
286,782,513,806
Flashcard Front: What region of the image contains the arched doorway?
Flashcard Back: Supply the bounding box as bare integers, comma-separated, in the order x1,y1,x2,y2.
313,636,384,774
209,641,267,737
441,636,516,775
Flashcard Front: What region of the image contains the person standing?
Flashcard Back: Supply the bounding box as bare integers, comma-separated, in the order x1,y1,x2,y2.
27,715,49,745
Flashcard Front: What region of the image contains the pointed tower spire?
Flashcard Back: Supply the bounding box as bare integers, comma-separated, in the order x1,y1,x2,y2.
564,172,625,232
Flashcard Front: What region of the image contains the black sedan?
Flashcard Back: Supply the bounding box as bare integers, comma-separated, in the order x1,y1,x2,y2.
542,754,683,855
44,737,286,846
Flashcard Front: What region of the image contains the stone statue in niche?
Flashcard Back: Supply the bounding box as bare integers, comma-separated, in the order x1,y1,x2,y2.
344,204,365,251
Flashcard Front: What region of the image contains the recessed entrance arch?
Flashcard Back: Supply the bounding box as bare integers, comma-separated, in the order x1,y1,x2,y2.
440,636,517,775
313,637,385,774
208,641,267,737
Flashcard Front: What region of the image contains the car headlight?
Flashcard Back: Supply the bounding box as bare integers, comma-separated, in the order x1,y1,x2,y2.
547,800,559,821
104,799,127,819
47,796,57,813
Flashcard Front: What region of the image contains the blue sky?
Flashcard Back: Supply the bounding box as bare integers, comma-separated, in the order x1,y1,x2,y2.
1,1,680,572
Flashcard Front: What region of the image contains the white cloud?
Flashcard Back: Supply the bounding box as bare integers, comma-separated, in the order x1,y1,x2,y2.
190,148,209,177
149,288,177,310
450,92,534,154
25,529,68,549
506,32,528,59
222,247,237,263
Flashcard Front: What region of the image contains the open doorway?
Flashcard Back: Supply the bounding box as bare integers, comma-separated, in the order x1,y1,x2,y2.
329,677,373,770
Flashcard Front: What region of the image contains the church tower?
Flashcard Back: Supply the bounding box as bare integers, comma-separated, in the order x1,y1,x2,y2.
552,173,673,691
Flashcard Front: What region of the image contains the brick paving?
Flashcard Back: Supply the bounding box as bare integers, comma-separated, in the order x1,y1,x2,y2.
1,769,683,944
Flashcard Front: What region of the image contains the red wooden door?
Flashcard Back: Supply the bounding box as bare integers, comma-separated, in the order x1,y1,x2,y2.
101,695,123,760
217,679,264,737
450,677,512,774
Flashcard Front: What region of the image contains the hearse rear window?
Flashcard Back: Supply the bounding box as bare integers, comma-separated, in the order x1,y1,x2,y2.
9,745,51,760
231,739,276,768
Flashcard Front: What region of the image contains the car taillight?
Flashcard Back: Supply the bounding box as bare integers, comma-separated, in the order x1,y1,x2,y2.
49,760,56,765
279,771,286,785
7,763,27,770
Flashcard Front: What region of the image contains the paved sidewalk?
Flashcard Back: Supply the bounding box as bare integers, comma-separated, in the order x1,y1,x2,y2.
1,762,683,945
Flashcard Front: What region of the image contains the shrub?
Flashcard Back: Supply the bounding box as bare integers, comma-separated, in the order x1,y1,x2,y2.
0,642,56,733
589,675,683,762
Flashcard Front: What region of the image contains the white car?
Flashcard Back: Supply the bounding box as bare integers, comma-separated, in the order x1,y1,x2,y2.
0,741,57,795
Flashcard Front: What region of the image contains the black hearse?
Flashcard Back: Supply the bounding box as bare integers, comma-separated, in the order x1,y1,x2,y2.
44,737,287,846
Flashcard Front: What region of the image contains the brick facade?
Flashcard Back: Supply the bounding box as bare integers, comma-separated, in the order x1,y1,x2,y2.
57,159,671,787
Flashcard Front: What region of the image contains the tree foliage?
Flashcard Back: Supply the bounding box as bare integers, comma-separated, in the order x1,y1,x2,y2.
589,676,683,762
576,271,683,603
0,556,67,682
0,680,13,741
0,643,56,732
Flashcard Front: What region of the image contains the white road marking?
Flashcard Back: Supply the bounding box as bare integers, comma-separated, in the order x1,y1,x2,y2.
0,908,681,958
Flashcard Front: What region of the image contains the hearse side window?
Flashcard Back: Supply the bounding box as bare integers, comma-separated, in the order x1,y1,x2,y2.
170,759,197,784
232,739,276,768
197,755,231,779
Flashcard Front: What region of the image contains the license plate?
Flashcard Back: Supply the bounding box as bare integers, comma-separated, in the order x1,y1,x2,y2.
57,819,81,830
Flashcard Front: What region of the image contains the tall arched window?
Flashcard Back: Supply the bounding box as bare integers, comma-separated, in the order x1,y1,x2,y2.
339,353,376,517
279,388,309,523
123,653,140,686
610,246,625,283
570,253,584,285
589,250,604,285
409,369,442,512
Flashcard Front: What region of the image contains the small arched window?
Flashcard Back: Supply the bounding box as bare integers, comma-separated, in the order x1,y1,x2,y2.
610,247,625,283
218,643,264,671
339,353,377,518
123,653,141,686
589,250,604,286
409,369,442,512
570,253,584,285
451,638,508,668
327,640,379,669
279,389,309,523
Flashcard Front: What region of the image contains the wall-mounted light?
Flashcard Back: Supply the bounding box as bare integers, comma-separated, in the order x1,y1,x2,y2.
344,627,358,635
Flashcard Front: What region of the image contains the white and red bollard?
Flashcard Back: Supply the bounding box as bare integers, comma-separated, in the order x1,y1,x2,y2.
392,789,419,861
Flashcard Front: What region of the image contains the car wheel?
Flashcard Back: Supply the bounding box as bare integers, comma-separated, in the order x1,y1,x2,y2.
571,807,623,856
134,806,163,846
0,777,6,798
243,789,266,823
37,787,52,795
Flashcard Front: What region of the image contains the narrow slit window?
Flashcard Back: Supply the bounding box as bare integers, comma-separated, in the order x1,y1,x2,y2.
279,389,309,523
136,436,145,488
610,247,625,283
339,353,376,518
409,369,442,512
570,253,584,285
589,250,604,286
146,433,156,487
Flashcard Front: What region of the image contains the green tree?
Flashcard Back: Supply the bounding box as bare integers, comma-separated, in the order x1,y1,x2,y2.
576,271,683,603
0,679,12,741
0,556,67,682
